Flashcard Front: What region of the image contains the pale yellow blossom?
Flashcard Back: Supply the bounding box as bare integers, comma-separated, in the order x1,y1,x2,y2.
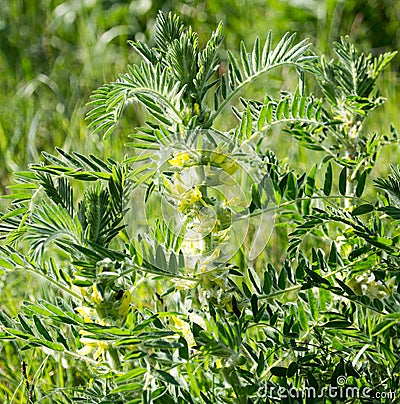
178,185,204,212
168,151,191,167
78,330,109,360
173,278,199,290
188,312,207,329
78,337,108,360
91,284,103,304
75,306,96,323
172,316,195,348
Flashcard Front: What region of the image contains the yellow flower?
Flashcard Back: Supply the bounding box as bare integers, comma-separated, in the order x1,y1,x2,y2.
164,174,185,195
91,284,103,305
75,306,96,323
116,290,131,317
78,335,108,360
172,316,195,348
94,289,132,325
221,159,239,174
177,186,203,212
209,151,227,165
188,312,207,329
193,103,201,116
207,146,238,174
188,186,202,204
168,151,191,167
347,272,394,299
181,237,205,255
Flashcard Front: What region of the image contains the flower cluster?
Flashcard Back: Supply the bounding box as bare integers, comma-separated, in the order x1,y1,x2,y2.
74,259,133,360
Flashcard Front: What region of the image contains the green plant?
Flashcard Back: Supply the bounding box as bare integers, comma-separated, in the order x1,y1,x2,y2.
0,11,399,403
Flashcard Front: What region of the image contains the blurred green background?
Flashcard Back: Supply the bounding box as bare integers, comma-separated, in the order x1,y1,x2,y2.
0,0,399,399
0,0,399,193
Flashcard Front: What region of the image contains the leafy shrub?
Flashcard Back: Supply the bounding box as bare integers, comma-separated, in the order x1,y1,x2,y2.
0,11,399,403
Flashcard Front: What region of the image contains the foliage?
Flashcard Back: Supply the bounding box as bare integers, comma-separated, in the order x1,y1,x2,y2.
1,9,400,404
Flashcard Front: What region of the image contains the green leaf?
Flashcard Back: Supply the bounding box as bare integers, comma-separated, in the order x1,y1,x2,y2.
371,320,397,336
38,300,67,318
0,257,14,270
33,315,53,342
378,206,400,220
22,302,53,318
251,294,258,317
178,336,189,360
373,298,384,311
285,172,297,200
327,242,339,270
276,98,286,120
228,50,243,83
0,207,28,221
200,392,214,404
323,320,353,329
155,369,180,386
242,282,252,298
263,271,272,295
248,268,261,294
115,368,147,383
143,340,182,349
324,162,333,195
351,204,374,216
381,342,397,367
357,234,393,250
1,193,31,201
257,105,267,131
18,315,34,336
256,352,265,376
10,253,25,267
297,299,309,331
155,245,167,270
305,164,317,197
307,371,319,389
270,366,287,377
55,330,69,350
27,337,64,351
115,338,142,346
168,252,178,274
307,289,318,320
278,267,288,289
287,362,298,378
266,102,273,124
356,170,367,197
339,166,347,195
240,41,252,77
111,383,143,394
72,279,93,287
335,278,355,296
245,105,252,138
